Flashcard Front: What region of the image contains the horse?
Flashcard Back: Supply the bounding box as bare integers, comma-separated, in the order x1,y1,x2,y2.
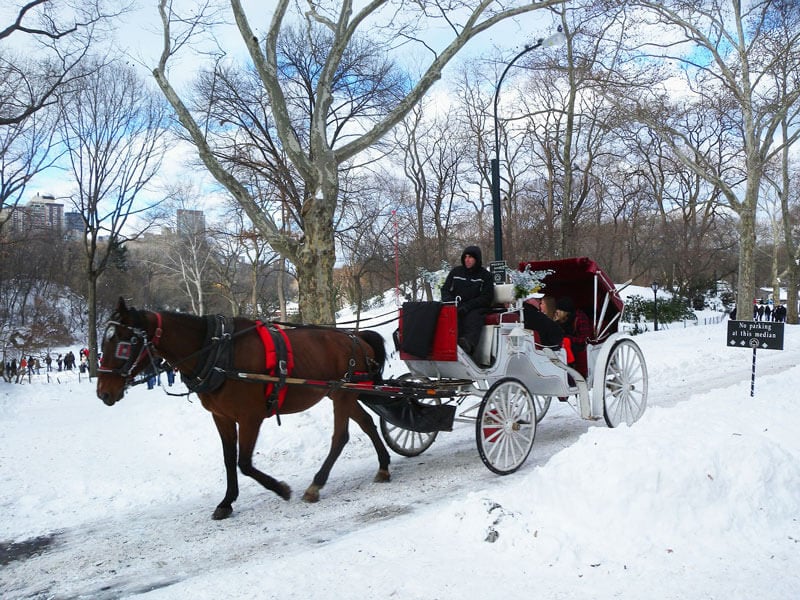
96,297,391,520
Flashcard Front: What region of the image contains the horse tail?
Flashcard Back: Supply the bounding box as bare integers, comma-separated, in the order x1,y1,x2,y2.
357,330,386,381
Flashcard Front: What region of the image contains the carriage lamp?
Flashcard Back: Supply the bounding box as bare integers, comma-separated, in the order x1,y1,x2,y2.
651,281,660,331
508,325,527,354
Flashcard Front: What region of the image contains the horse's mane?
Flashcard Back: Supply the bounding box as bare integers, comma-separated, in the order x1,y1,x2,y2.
149,308,206,325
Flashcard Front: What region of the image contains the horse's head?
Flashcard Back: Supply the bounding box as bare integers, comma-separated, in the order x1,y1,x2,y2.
96,297,158,406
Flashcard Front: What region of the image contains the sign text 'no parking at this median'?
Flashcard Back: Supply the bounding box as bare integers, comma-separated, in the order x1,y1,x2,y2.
727,320,784,396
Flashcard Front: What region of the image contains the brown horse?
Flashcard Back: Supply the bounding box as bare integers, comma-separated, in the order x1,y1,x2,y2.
96,297,391,520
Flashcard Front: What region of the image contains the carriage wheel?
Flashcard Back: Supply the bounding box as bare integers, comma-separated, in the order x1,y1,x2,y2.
532,394,552,422
379,374,439,457
602,339,648,428
476,378,536,475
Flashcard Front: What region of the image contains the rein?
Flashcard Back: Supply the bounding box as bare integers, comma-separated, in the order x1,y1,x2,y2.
272,312,399,331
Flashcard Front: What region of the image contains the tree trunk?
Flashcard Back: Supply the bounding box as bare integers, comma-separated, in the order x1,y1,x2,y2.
87,268,99,378
735,202,757,323
295,191,337,324
787,262,799,325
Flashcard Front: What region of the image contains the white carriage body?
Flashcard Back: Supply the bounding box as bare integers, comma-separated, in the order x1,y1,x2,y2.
388,257,648,474
400,257,646,421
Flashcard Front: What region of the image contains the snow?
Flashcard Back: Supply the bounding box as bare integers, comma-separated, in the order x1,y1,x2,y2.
2,310,799,599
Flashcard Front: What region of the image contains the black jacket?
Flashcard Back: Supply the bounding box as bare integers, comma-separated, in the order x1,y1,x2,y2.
441,245,494,312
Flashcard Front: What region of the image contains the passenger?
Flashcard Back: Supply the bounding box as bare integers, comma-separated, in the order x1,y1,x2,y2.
522,295,564,349
553,296,593,375
441,245,494,354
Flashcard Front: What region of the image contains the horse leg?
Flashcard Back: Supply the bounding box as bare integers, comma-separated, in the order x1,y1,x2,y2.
350,402,391,483
236,417,292,502
211,413,239,520
303,401,351,503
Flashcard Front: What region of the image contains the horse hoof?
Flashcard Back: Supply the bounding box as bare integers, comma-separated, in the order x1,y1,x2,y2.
302,485,320,503
212,505,233,520
278,481,292,501
374,469,391,483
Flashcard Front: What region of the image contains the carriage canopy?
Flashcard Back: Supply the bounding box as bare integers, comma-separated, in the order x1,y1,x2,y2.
518,256,625,342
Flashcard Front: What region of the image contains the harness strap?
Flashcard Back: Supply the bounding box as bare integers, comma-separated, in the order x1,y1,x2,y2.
181,315,233,394
152,312,163,347
343,333,377,384
254,321,294,421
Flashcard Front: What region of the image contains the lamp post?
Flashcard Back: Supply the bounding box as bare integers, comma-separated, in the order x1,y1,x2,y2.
491,28,566,262
651,281,659,331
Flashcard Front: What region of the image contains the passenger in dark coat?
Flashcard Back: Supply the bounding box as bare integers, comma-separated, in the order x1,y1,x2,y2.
523,295,565,348
554,296,593,376
441,245,494,354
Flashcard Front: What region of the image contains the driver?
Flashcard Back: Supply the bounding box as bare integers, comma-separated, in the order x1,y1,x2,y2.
441,245,494,354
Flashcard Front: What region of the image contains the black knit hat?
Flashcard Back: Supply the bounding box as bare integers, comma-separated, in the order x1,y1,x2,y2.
461,245,482,268
556,297,575,313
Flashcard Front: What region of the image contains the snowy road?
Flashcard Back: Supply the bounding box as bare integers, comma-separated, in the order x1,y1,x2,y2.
2,320,797,599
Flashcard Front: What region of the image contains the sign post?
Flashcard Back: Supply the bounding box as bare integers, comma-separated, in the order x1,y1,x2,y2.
726,320,784,397
489,260,507,285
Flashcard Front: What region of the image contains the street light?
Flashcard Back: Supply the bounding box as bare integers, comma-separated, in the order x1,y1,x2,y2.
491,28,566,262
651,281,660,331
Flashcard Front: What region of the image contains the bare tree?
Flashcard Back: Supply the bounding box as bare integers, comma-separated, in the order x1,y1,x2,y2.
210,204,283,319
0,0,122,126
152,0,569,323
450,63,494,250
0,106,60,234
159,227,214,315
1,0,121,235
336,191,395,324
394,103,472,268
58,58,169,374
763,0,800,323
610,0,800,319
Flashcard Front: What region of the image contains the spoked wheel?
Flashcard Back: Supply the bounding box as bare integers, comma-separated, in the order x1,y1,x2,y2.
532,394,552,422
379,374,439,457
476,378,536,475
602,339,648,427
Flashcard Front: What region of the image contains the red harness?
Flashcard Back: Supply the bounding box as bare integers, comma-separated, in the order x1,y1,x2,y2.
254,321,294,416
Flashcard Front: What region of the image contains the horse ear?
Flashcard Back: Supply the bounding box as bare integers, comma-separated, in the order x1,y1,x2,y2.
116,296,128,315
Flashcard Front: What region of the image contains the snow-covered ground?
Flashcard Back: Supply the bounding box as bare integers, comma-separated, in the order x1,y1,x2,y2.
1,305,798,599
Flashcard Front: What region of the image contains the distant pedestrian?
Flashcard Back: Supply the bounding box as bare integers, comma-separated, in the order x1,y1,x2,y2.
774,304,786,322
45,354,52,372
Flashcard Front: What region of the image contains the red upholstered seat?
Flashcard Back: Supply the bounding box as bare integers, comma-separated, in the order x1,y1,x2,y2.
484,310,520,325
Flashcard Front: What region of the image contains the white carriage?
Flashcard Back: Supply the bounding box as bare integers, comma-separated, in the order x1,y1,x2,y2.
381,257,648,475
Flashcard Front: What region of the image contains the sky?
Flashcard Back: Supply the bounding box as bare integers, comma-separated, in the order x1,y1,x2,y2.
18,1,560,205
2,287,798,599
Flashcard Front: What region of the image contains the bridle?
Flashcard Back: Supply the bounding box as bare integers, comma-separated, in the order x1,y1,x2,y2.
98,311,163,382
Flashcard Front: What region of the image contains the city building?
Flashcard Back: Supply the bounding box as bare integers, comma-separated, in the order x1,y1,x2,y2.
5,193,64,234
176,209,206,237
64,212,84,234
